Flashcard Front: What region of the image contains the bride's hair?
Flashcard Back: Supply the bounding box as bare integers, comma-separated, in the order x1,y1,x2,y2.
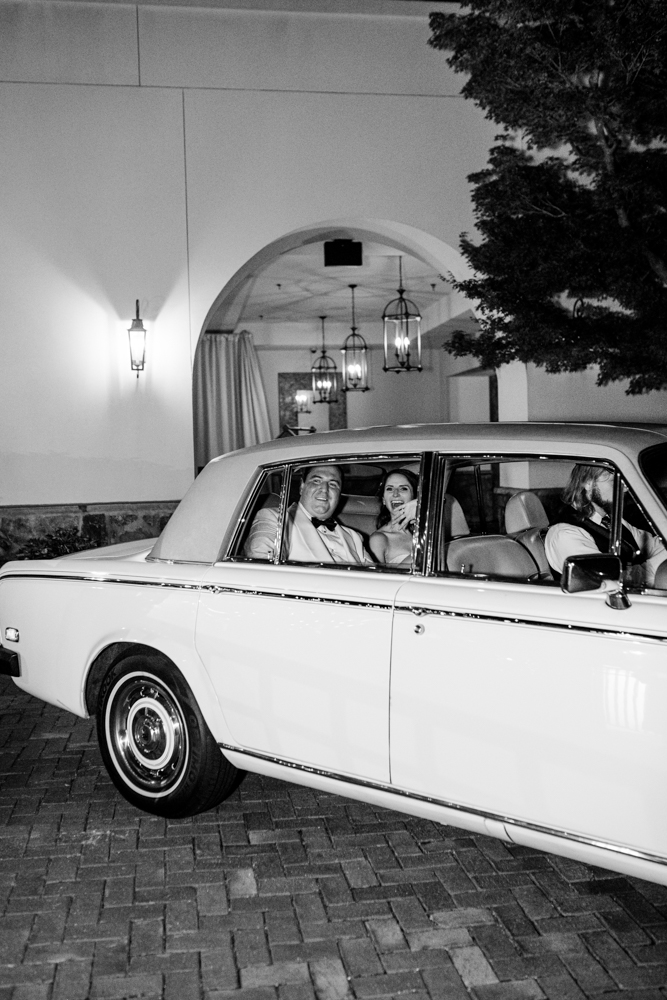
376,468,419,530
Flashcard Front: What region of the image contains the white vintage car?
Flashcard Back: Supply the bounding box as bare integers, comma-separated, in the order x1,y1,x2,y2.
2,423,667,884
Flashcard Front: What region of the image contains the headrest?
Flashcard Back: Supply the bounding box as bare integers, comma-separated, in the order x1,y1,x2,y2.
505,491,549,534
443,494,470,538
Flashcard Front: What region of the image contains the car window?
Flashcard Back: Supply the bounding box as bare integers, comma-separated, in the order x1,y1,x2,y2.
430,455,666,591
232,466,287,562
230,455,424,569
431,457,587,584
443,459,575,540
640,443,667,509
616,476,667,591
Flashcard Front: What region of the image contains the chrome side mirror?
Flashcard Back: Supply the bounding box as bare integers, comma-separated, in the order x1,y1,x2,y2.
561,553,630,609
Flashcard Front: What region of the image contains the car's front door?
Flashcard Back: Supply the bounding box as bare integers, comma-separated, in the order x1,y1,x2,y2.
389,455,667,860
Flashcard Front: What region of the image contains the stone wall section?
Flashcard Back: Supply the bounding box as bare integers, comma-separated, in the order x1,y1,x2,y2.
0,501,178,566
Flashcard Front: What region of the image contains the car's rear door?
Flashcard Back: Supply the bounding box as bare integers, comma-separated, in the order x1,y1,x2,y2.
194,455,424,785
196,562,399,783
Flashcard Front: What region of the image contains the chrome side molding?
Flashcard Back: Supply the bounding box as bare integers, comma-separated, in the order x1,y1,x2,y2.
218,741,667,871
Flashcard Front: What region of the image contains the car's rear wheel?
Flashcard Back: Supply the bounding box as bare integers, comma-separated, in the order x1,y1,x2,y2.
96,653,243,817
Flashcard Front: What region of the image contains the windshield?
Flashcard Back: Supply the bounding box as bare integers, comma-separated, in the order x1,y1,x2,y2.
640,444,667,509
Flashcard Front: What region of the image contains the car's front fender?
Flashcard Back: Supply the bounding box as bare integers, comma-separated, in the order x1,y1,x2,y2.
0,562,231,743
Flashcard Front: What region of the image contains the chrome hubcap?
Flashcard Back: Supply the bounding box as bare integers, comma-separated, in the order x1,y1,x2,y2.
105,671,188,798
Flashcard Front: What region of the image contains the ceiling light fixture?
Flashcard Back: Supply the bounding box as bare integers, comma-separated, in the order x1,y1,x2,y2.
382,257,422,373
341,284,369,392
311,316,338,404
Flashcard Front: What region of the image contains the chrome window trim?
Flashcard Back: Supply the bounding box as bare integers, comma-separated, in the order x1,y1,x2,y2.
224,451,427,571
611,470,624,558
223,463,286,562
435,453,613,464
423,452,446,578
276,464,294,565
411,451,433,576
144,558,211,566
218,741,667,869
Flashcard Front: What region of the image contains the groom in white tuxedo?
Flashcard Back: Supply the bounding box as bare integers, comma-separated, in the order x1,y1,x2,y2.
245,464,372,565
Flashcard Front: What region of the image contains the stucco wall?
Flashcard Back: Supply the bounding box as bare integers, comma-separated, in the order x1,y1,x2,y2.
526,365,667,423
5,1,658,509
0,0,494,505
0,83,193,505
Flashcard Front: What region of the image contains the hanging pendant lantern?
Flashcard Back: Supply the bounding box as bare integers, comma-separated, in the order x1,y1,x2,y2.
341,284,369,392
382,257,422,373
311,316,338,404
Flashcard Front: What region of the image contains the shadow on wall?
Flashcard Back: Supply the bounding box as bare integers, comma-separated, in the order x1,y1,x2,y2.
0,501,177,567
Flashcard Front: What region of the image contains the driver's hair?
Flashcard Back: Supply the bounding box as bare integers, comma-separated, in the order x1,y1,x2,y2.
562,465,610,519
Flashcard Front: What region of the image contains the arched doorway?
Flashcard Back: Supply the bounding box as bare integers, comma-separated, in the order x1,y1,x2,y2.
193,219,475,470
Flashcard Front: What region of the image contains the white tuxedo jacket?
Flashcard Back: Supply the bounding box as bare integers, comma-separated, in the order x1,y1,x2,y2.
245,502,370,564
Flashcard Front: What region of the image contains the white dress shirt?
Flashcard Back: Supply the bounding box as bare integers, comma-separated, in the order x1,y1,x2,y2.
545,510,665,586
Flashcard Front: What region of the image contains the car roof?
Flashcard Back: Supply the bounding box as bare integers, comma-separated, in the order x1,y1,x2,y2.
216,421,667,458
149,422,667,564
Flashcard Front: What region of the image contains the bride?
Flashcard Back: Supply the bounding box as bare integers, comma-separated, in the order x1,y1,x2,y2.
369,468,419,566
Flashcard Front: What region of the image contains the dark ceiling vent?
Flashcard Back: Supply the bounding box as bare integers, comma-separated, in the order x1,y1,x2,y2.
324,239,363,267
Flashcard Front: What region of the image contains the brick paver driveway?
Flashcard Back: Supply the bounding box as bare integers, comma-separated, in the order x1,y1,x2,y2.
2,675,667,1000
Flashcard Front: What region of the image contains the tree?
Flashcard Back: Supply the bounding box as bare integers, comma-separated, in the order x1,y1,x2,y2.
429,0,667,393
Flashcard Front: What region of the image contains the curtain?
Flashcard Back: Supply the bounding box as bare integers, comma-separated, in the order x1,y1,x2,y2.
193,330,271,472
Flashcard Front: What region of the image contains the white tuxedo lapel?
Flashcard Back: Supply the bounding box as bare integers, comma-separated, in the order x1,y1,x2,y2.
286,505,335,562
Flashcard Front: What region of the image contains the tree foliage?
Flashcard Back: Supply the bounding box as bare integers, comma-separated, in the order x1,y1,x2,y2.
429,0,667,393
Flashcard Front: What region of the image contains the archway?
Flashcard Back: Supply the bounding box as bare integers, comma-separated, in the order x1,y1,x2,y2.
193,220,475,468
199,217,473,338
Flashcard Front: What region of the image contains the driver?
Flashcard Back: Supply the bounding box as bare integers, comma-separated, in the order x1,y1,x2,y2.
545,464,665,586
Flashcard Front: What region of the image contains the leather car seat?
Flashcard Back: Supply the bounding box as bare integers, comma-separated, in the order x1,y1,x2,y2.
504,491,552,578
654,559,667,590
445,535,540,580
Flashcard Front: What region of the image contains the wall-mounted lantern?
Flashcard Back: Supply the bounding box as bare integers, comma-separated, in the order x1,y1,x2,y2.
127,300,147,377
295,389,312,413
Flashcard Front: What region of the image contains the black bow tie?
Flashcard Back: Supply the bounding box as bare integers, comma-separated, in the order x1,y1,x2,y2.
311,516,338,531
